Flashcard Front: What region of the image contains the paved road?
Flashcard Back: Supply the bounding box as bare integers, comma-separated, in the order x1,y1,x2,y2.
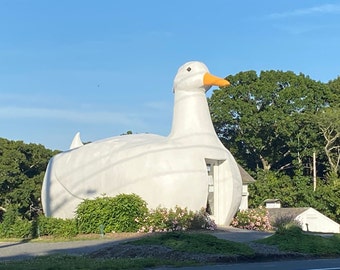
0,238,123,261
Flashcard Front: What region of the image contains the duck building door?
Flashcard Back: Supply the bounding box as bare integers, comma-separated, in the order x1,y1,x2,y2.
206,159,217,216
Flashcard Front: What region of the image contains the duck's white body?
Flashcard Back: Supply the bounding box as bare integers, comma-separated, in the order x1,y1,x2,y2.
42,62,242,225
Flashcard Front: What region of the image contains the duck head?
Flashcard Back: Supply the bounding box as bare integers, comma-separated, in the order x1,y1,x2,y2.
173,61,230,93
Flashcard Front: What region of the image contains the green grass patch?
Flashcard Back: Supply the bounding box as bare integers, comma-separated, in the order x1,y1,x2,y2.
0,232,255,269
257,228,340,255
129,232,254,256
0,255,196,270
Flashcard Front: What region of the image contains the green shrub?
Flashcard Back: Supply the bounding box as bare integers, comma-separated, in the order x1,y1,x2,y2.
231,207,272,231
0,206,32,238
271,215,302,234
275,222,303,236
110,193,148,232
76,196,115,233
76,194,148,233
37,215,78,238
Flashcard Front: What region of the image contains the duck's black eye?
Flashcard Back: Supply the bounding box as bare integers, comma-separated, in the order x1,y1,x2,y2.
186,67,191,72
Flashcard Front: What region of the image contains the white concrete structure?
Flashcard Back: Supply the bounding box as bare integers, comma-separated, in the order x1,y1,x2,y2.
41,61,243,225
267,207,340,233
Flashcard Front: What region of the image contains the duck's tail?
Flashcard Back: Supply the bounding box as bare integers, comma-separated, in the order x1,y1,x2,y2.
70,132,84,149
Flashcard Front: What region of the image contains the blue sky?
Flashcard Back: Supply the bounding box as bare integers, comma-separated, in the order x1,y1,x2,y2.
1,0,340,150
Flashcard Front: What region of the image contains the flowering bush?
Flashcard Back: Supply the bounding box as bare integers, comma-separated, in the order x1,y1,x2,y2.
191,208,217,231
136,206,217,233
231,207,272,231
136,206,194,233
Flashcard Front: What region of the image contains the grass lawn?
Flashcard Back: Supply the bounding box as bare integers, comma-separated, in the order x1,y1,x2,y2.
257,227,340,256
0,255,193,270
0,232,253,270
129,231,254,255
1,230,339,269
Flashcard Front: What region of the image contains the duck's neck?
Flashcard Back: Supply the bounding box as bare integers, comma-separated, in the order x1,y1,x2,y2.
168,90,219,143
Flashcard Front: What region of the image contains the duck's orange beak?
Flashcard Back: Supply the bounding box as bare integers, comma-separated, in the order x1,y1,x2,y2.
203,73,230,87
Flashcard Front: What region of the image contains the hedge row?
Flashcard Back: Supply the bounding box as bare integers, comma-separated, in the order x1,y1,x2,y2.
0,194,216,239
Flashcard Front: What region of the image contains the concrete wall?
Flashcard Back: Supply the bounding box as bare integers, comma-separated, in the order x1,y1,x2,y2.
296,208,340,233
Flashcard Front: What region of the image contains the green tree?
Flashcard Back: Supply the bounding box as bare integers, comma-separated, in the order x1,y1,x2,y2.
209,70,330,177
314,107,340,178
328,76,340,106
249,170,313,208
248,170,292,208
310,181,340,222
0,138,57,219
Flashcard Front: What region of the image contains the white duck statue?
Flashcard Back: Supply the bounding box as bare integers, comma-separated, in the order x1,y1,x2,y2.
41,61,242,226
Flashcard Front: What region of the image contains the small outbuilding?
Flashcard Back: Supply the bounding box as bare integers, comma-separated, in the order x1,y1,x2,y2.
238,164,256,211
267,207,340,234
264,199,281,209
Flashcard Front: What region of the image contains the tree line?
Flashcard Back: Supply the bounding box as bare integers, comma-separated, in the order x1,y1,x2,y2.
209,70,339,222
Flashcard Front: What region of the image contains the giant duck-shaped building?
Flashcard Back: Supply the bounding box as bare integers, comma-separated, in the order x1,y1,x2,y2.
41,61,242,225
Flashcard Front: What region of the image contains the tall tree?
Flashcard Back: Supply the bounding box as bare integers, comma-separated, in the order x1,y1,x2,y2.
0,138,57,219
328,76,340,106
208,70,330,176
314,107,340,178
